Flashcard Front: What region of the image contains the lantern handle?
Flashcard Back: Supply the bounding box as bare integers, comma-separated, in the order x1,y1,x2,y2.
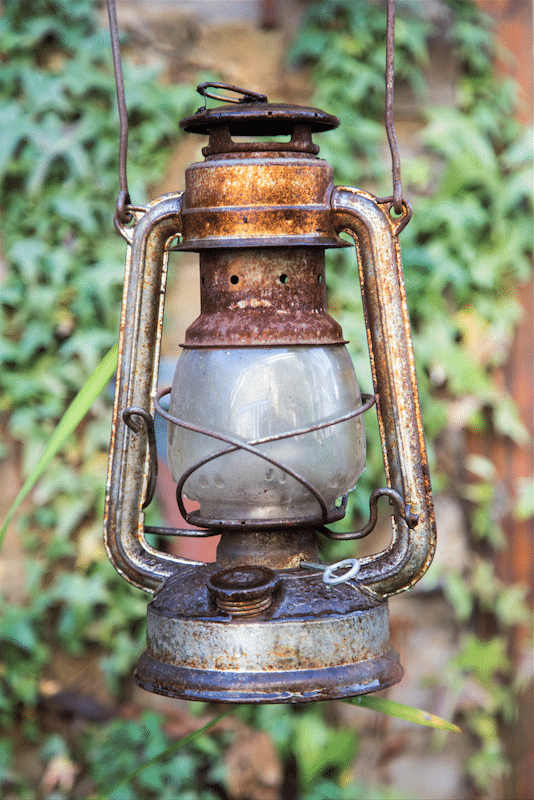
196,82,268,107
384,0,404,215
106,0,134,225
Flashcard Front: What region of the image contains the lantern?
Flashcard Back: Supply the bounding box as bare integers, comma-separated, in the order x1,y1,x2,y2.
103,0,435,706
103,80,436,704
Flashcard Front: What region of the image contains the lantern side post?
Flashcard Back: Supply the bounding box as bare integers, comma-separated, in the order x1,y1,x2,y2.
105,193,204,593
331,186,436,597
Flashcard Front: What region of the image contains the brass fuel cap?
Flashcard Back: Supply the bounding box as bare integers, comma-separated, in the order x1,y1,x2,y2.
208,565,280,616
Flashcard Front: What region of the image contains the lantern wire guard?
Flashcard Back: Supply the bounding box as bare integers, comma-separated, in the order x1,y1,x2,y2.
104,0,436,703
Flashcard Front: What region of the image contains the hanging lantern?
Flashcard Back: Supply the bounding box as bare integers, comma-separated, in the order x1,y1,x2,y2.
104,3,436,705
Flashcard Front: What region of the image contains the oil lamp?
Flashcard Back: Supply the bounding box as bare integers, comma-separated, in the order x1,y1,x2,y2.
104,4,436,704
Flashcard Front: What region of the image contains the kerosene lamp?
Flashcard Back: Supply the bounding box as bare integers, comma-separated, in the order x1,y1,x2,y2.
104,4,436,704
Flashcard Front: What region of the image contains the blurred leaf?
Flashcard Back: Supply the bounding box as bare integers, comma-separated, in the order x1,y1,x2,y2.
0,606,38,651
513,477,534,521
0,344,118,551
346,696,462,731
443,570,474,621
102,712,231,797
455,635,512,684
293,713,357,792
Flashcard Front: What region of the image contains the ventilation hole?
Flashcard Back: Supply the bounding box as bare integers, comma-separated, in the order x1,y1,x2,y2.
318,274,323,283
201,276,205,286
243,216,248,223
230,275,239,285
279,274,289,284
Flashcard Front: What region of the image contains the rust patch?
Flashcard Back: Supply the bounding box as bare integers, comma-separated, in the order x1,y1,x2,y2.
184,247,344,346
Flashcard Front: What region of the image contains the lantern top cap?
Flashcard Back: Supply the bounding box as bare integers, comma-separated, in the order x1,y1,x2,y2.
180,82,339,138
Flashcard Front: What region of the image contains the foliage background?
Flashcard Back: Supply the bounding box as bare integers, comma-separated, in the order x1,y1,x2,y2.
0,0,532,798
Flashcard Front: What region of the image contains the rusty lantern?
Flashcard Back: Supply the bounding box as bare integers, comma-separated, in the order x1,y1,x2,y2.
104,74,436,702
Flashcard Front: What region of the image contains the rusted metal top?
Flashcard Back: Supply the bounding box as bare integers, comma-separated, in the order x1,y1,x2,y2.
179,83,338,158
180,102,339,136
181,82,339,139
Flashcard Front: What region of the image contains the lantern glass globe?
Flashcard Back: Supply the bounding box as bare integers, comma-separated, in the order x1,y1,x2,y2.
167,345,366,522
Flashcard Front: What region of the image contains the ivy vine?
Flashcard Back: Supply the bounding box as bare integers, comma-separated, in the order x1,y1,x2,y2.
0,0,531,797
290,0,532,792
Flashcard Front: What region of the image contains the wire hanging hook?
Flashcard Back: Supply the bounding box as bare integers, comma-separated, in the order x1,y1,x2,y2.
385,0,404,215
106,0,133,225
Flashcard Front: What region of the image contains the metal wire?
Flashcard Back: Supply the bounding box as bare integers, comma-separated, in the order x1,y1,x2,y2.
385,0,403,215
315,487,419,541
197,82,268,107
106,0,132,224
122,407,158,508
153,387,375,529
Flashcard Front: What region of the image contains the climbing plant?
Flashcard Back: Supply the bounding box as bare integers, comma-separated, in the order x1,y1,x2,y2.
0,0,531,797
290,0,532,792
0,0,197,771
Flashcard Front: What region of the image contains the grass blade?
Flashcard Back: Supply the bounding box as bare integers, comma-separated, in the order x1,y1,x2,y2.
103,710,232,797
345,696,462,732
0,344,118,552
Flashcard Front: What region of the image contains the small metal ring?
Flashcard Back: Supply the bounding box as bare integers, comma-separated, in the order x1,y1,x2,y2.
116,189,133,225
322,558,361,585
376,197,412,234
197,82,268,106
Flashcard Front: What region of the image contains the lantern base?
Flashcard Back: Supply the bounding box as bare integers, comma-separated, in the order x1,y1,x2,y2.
135,647,402,704
133,564,403,704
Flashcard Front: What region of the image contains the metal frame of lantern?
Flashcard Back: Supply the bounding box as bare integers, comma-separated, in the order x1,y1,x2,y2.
103,0,436,704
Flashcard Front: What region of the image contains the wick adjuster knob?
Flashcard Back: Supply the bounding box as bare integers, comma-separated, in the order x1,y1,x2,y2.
208,566,279,616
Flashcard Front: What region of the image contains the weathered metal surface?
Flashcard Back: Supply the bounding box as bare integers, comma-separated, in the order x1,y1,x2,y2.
104,194,203,592
331,188,436,596
208,565,279,615
176,154,348,250
183,248,344,346
134,563,402,702
135,647,402,704
215,529,319,570
180,101,339,138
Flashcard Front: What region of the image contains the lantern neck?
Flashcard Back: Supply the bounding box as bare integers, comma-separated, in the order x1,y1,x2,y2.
183,247,345,347
215,529,319,570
